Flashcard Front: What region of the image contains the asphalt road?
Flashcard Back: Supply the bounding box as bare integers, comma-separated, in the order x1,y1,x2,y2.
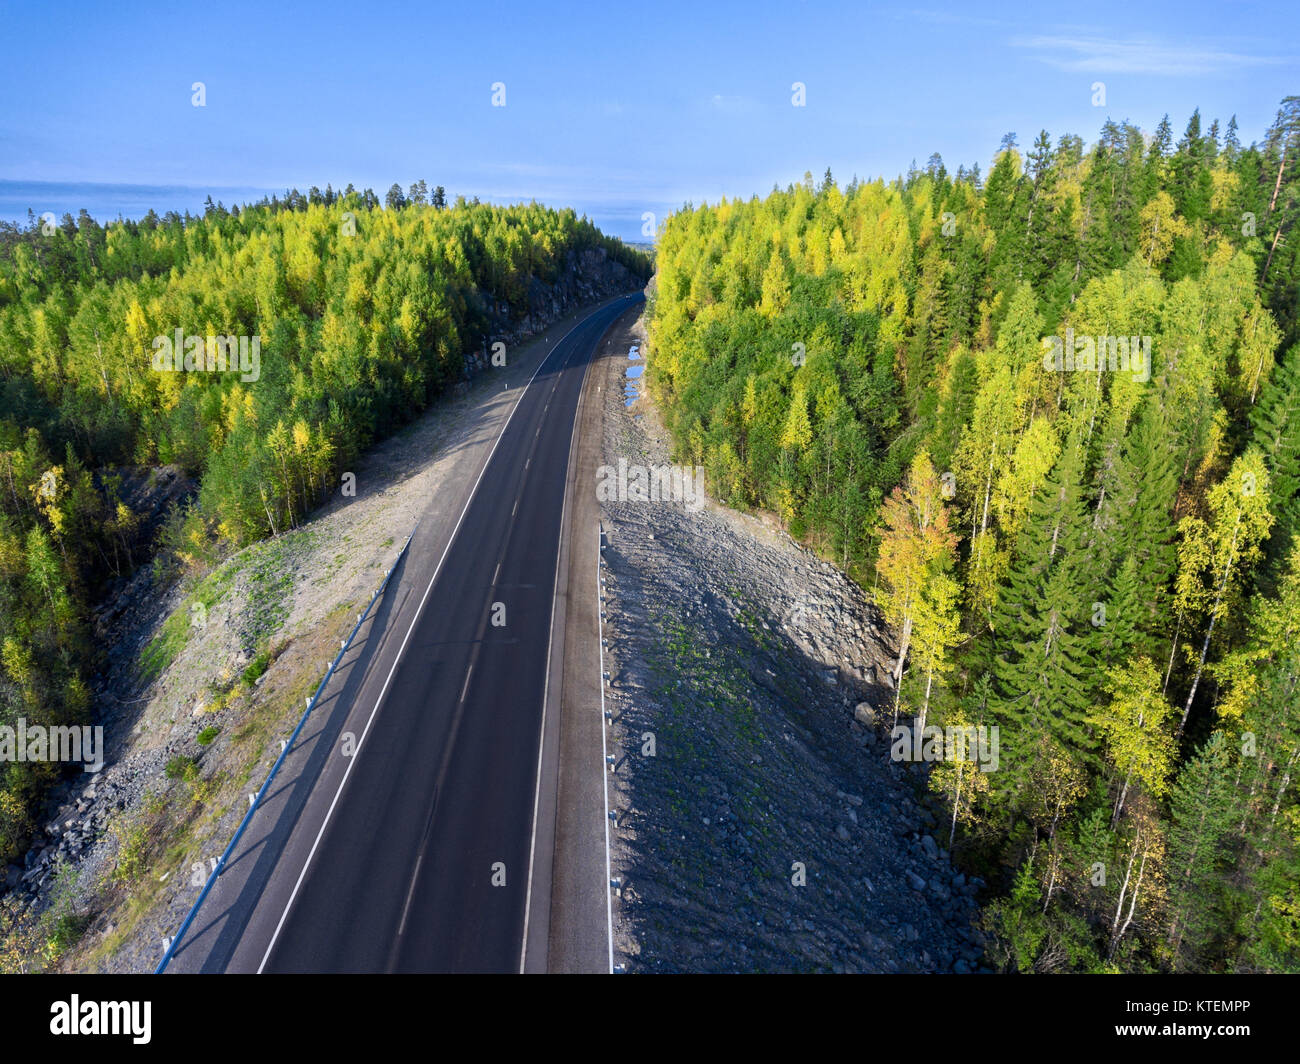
226,295,639,973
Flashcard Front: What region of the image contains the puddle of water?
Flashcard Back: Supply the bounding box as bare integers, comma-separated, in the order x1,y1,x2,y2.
625,345,644,406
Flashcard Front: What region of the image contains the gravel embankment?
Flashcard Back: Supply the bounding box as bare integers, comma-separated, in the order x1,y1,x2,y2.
599,312,988,973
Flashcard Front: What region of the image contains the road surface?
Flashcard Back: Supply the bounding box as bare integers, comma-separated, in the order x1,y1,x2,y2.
166,293,639,973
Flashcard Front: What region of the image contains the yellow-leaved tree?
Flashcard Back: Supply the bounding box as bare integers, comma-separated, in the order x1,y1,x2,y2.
875,450,959,726
1172,448,1273,735
1093,657,1176,827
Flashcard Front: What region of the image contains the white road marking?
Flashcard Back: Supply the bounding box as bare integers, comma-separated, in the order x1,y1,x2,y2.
596,523,614,974
521,299,624,973
255,304,609,974
398,855,423,936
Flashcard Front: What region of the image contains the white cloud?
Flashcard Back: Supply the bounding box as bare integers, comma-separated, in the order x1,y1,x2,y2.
1012,34,1283,75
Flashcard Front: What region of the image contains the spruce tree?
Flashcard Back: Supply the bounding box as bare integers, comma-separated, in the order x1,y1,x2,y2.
990,428,1100,781
1167,731,1238,970
1251,346,1300,589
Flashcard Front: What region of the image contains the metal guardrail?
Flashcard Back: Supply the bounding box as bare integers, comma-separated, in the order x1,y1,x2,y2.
154,532,413,973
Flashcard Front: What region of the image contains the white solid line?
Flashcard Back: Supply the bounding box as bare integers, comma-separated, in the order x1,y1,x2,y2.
520,298,624,974
596,523,614,974
255,303,607,974
493,560,502,585
512,499,519,518
397,855,423,936
459,661,475,704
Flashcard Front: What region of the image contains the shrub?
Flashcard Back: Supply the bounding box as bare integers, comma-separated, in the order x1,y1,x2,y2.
111,821,150,885
241,650,271,688
45,912,90,958
165,755,199,781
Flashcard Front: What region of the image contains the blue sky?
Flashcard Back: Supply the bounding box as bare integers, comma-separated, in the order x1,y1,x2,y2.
1,0,1296,240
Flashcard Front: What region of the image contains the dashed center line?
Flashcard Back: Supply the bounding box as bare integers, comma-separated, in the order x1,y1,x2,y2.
398,855,423,935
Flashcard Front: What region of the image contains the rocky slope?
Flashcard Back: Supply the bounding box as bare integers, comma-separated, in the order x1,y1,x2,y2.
600,312,988,973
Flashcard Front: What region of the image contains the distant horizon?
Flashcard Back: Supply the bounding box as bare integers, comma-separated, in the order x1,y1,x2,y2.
0,178,666,245
4,0,1294,248
0,88,1274,246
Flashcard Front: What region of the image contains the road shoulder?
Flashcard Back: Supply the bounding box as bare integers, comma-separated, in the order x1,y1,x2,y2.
543,300,645,972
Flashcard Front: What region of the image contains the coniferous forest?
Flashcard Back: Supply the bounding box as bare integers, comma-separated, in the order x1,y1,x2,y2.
646,101,1300,972
0,188,649,864
1,92,1298,979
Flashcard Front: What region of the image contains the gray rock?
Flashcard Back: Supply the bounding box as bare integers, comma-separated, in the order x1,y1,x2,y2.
853,702,875,728
920,834,938,860
907,871,927,892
